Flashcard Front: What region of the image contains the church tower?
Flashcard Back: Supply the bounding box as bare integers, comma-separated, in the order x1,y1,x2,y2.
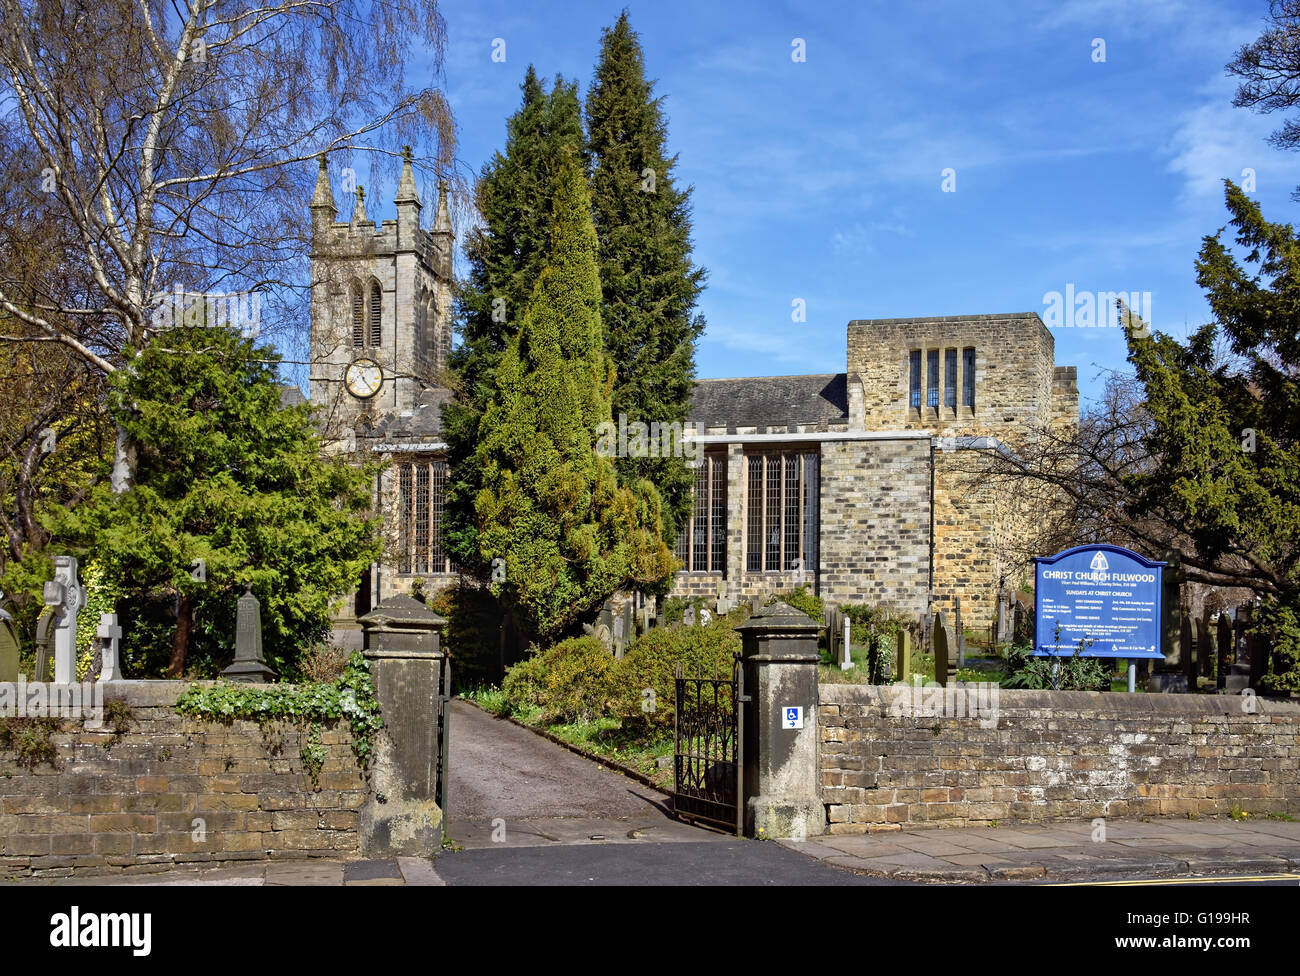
308,148,454,444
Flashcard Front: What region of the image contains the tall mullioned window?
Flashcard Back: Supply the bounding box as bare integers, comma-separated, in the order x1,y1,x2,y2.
962,347,976,407
396,459,454,575
675,453,727,573
368,281,382,348
926,350,939,408
944,349,957,409
909,350,922,409
908,345,977,412
745,451,818,574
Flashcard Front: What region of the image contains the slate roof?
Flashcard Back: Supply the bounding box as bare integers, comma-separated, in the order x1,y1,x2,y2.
368,386,453,443
687,373,848,429
279,385,306,409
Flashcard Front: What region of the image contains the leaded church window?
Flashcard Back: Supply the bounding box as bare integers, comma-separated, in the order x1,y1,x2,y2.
395,458,454,575
675,452,727,573
745,451,818,574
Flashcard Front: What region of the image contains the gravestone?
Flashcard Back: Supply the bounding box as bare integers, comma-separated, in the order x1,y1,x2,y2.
1216,613,1233,691
612,614,626,658
97,613,124,681
683,604,695,627
0,594,19,682
841,614,853,670
825,607,841,665
654,598,666,630
1245,605,1268,690
1180,614,1196,686
1197,612,1215,677
44,555,83,684
716,581,733,616
895,629,911,682
34,608,54,682
933,611,957,687
221,587,276,682
955,596,965,667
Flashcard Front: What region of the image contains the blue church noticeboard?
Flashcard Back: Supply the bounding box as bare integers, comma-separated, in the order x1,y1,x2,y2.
1032,545,1165,658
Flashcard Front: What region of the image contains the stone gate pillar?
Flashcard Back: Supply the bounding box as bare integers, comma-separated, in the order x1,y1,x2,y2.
358,594,447,857
737,601,823,840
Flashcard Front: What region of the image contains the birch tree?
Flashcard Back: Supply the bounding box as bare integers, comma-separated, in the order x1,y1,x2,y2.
0,0,458,490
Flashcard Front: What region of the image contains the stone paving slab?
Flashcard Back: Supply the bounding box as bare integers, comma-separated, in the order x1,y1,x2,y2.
781,818,1300,883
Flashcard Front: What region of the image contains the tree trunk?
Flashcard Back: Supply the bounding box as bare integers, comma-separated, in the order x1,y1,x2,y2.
110,425,136,493
169,593,192,677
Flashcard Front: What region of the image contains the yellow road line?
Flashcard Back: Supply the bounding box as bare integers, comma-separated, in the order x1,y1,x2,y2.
1047,874,1300,886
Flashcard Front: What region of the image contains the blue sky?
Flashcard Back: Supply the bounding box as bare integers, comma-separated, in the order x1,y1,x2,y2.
416,0,1300,410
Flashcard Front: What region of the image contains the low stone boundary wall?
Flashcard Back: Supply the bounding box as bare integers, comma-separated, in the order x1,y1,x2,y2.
820,684,1300,834
0,681,367,877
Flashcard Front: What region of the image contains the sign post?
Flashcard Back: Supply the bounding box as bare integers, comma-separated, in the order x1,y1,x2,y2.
1033,545,1166,675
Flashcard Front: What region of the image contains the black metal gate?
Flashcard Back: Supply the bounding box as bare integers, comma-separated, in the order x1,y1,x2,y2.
436,655,451,812
673,657,745,835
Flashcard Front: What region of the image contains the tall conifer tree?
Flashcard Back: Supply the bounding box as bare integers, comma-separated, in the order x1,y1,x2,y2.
474,152,674,641
586,12,707,544
443,68,583,568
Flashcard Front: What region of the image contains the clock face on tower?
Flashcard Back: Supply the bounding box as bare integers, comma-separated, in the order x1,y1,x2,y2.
344,358,383,399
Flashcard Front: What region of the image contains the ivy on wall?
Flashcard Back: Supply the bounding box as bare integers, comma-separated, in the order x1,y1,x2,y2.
174,652,382,769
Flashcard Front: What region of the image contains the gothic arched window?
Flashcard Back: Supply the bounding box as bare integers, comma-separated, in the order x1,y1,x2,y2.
368,280,382,347
351,284,364,348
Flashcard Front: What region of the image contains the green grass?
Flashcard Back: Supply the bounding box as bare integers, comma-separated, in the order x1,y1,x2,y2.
459,685,675,790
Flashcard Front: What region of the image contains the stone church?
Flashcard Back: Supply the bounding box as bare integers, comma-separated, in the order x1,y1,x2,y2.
303,153,1078,638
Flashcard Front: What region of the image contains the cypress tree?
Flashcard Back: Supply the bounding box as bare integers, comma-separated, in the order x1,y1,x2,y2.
474,151,674,641
443,67,583,569
585,11,707,544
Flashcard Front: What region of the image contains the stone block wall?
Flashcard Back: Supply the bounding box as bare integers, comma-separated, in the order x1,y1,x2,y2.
820,684,1300,832
0,681,367,878
667,436,932,617
817,438,930,615
847,313,1058,442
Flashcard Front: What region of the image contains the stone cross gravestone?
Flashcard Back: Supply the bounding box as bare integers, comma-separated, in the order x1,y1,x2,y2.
0,593,19,683
716,580,732,616
97,613,124,681
44,555,83,684
221,587,277,682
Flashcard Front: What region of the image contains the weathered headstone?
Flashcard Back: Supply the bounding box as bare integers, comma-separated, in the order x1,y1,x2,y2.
612,613,626,659
683,604,695,627
0,593,19,682
97,613,124,682
1216,613,1233,691
34,608,54,682
995,590,1008,645
221,587,276,682
895,629,911,682
1180,614,1196,686
841,614,853,670
955,596,965,667
825,607,841,665
716,580,733,616
933,611,957,687
1197,612,1215,677
44,555,83,684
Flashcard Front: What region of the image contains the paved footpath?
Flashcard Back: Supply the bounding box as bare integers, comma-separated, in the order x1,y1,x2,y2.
784,817,1300,882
